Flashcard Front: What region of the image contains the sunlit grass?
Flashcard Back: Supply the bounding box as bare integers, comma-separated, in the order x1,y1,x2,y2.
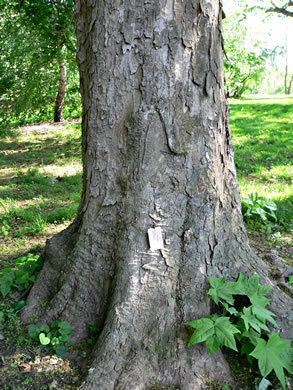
229,97,293,231
0,120,82,259
231,97,293,105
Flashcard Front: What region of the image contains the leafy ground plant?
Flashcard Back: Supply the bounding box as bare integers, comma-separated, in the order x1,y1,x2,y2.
242,193,278,229
0,253,43,298
0,218,10,237
28,321,73,357
0,300,27,325
187,274,293,389
86,321,100,345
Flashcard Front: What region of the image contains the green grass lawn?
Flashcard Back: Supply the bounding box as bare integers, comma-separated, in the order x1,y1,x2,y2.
0,120,82,260
229,97,293,233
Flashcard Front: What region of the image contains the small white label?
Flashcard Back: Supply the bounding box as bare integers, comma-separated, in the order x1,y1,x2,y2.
148,227,164,251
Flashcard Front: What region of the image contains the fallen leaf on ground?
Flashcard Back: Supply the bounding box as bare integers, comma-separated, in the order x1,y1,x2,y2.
19,363,32,372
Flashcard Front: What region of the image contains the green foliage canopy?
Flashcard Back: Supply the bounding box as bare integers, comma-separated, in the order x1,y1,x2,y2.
222,7,270,97
0,0,80,125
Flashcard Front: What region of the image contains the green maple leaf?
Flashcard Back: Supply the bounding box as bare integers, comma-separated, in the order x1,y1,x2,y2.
187,318,214,347
279,338,293,375
222,301,239,316
205,335,221,355
256,283,271,297
250,333,293,389
249,293,270,308
236,273,270,298
240,326,261,346
250,294,279,328
187,316,239,354
234,272,249,295
241,306,270,333
208,276,237,305
214,316,240,352
245,274,260,297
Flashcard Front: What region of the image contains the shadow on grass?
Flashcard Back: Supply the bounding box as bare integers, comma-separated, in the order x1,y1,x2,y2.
274,194,293,229
0,127,20,138
0,137,81,168
0,181,81,240
0,171,82,201
0,202,81,222
0,165,82,241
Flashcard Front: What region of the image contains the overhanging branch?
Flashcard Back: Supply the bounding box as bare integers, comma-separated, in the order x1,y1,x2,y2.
266,1,293,17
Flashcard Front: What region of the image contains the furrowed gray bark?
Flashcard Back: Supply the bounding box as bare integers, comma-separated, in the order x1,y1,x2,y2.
21,1,293,389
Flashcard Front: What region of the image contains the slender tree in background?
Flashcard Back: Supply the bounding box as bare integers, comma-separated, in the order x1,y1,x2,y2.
21,1,292,389
284,29,293,94
0,0,78,123
54,59,67,122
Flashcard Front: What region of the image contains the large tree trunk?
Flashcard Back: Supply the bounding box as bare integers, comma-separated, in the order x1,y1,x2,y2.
21,1,292,389
54,59,67,122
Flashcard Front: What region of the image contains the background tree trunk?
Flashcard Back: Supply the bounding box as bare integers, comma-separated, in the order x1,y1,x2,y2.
54,60,67,122
21,1,292,389
287,74,293,94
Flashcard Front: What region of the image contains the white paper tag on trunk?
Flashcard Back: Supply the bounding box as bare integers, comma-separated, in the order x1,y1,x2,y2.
148,227,164,251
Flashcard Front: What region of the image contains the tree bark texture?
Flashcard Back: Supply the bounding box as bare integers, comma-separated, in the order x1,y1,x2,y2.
54,60,67,122
21,1,293,389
